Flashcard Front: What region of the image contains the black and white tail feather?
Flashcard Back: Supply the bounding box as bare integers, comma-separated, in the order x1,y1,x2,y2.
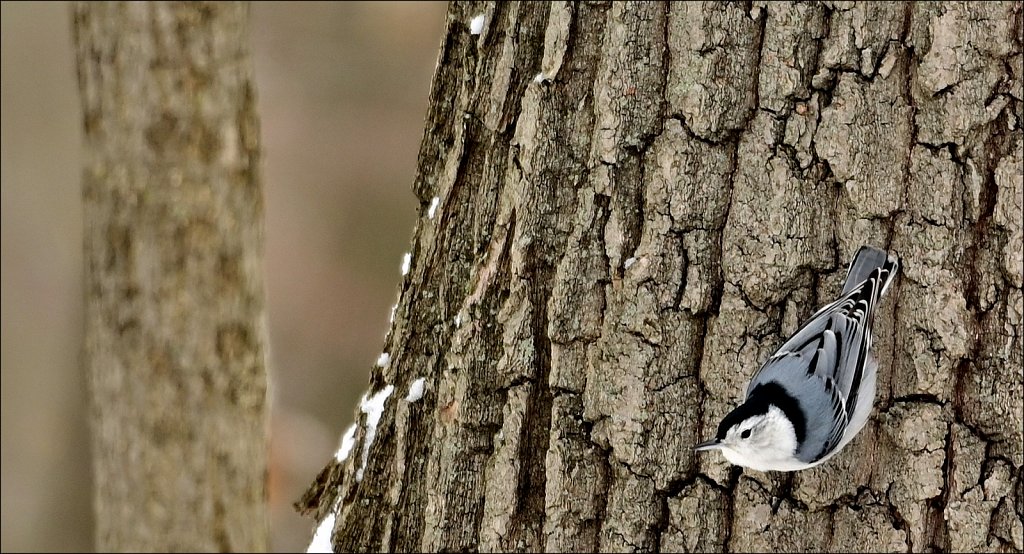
695,246,899,472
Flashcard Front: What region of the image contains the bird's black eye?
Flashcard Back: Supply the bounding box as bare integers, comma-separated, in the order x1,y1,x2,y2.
741,429,751,439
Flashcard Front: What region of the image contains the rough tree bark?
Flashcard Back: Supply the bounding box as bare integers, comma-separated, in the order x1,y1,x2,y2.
300,2,1022,552
74,2,269,551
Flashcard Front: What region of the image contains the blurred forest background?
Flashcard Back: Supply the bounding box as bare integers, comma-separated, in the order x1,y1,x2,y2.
0,2,447,551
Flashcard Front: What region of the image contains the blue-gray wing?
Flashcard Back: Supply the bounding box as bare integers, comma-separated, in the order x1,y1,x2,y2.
747,352,849,463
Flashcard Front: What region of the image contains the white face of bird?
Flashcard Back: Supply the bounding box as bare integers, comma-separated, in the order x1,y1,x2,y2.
694,406,802,472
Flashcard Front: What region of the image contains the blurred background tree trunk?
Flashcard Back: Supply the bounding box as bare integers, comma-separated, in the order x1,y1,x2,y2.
73,2,269,551
301,1,1022,552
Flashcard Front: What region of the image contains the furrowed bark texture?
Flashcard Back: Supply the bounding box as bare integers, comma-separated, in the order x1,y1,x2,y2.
302,2,1023,552
74,2,269,551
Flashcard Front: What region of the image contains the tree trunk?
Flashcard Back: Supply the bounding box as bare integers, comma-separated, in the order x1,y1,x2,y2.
73,2,269,551
300,1,1023,552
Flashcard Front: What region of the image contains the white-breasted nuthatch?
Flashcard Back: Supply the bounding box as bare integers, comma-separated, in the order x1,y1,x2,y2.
694,245,899,472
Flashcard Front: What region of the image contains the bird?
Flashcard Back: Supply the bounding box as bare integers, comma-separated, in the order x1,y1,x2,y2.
694,245,899,472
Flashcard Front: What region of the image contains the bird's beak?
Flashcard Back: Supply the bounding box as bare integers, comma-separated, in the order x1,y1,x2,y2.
693,438,724,452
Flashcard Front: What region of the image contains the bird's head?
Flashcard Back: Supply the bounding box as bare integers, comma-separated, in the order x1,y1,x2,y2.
694,402,801,472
